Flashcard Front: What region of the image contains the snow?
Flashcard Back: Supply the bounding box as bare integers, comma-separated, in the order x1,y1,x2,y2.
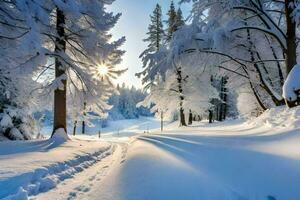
283,64,300,101
0,114,13,128
51,128,69,142
9,128,25,140
42,117,161,138
3,107,300,199
0,136,113,199
86,111,300,200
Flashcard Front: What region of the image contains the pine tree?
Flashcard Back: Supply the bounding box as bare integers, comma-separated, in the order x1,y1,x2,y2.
175,8,185,29
166,1,177,42
144,4,164,52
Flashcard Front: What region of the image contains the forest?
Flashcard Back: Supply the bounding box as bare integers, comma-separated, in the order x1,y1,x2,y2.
1,0,300,200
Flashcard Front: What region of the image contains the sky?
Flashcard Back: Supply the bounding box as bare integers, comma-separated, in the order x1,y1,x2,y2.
109,0,192,88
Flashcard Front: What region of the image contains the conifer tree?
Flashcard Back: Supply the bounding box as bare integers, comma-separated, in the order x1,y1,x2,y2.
144,4,164,52
175,8,185,29
166,1,177,42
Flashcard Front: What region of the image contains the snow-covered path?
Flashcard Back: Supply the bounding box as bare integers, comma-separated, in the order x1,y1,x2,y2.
85,122,300,200
33,142,128,200
4,113,300,200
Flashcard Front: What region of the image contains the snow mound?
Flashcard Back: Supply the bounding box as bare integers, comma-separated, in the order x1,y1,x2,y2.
2,187,28,200
0,106,41,141
249,106,300,129
51,128,69,141
283,64,300,101
47,128,70,149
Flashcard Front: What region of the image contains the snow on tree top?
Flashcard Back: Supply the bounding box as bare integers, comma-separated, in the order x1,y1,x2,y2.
283,64,300,101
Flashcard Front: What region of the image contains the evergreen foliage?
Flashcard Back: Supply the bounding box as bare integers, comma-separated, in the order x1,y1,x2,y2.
108,84,153,120
144,4,165,52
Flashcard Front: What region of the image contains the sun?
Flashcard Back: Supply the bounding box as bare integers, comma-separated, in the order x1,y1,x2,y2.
97,65,109,77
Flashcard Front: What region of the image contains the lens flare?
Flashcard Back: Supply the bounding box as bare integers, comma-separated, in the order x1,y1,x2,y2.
97,65,109,77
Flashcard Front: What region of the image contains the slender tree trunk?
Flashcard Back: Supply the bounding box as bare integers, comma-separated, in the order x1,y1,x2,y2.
284,1,298,107
188,110,193,125
52,7,67,136
249,81,267,111
208,110,213,123
82,102,86,134
221,77,228,121
246,27,284,106
73,120,77,136
176,67,187,126
264,35,284,87
256,51,285,106
160,110,164,132
285,0,297,75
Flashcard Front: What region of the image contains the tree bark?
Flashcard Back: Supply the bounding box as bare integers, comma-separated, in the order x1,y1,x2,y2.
52,7,67,136
285,0,297,75
221,77,227,121
284,1,298,107
264,35,284,87
208,110,213,123
73,120,77,136
188,110,193,125
160,111,164,132
176,67,187,126
246,27,285,106
82,102,86,134
249,81,267,111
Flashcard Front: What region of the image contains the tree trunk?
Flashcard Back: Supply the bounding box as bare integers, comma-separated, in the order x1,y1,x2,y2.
284,1,298,107
73,120,77,136
188,110,193,125
82,102,86,134
208,110,213,123
264,35,284,87
246,27,285,107
160,110,164,132
222,77,228,121
179,108,186,126
52,7,67,136
176,67,187,126
249,81,267,111
285,0,297,75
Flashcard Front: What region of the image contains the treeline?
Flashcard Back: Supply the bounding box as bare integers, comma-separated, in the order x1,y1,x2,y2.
138,0,300,126
108,84,153,120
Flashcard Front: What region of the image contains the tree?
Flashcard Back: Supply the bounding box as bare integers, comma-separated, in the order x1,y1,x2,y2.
181,0,300,108
53,6,67,133
166,1,178,42
144,4,165,52
0,0,125,137
138,19,221,125
175,8,185,30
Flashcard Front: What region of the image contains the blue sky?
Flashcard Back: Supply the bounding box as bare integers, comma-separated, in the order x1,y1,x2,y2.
109,0,191,88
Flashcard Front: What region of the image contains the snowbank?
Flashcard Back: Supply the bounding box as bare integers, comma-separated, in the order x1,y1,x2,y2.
0,106,40,141
0,138,113,199
248,106,300,129
283,64,300,101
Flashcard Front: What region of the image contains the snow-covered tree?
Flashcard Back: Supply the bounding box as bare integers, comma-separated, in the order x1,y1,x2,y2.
180,0,300,108
0,0,126,137
138,24,220,125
